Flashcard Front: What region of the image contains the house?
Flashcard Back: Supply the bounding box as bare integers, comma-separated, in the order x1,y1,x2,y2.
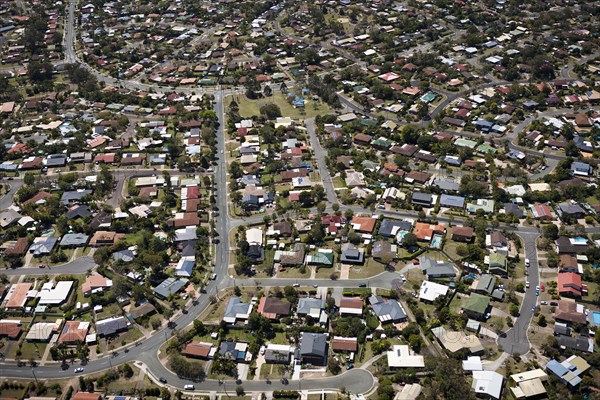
219,341,251,362
331,336,357,352
509,369,548,399
419,281,449,302
257,297,291,319
431,326,484,355
462,293,490,320
369,296,406,323
467,199,495,214
472,371,503,400
339,297,363,316
411,192,433,207
297,298,325,319
26,319,63,341
2,283,32,309
58,321,90,344
72,392,102,400
28,236,58,257
557,272,586,298
378,219,412,238
351,216,377,233
340,244,365,264
299,332,328,365
474,274,496,295
556,202,586,220
264,344,292,364
487,231,509,255
305,249,334,266
413,223,445,242
60,190,92,205
89,231,125,246
559,255,581,273
530,204,554,220
183,341,215,359
37,281,73,305
129,303,156,321
571,162,592,177
439,194,465,208
557,335,594,353
556,236,588,254
96,316,129,337
372,241,397,261
555,301,587,325
451,226,474,242
175,256,195,277
0,319,22,339
420,257,456,279
386,345,424,368
546,355,590,387
59,233,89,248
153,277,188,299
82,274,113,295
65,205,92,219
487,253,508,276
1,237,29,256
223,298,252,323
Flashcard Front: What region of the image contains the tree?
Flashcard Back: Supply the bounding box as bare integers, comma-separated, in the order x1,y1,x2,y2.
402,232,418,248
328,356,341,375
259,103,281,119
541,224,558,240
263,85,272,97
537,314,547,327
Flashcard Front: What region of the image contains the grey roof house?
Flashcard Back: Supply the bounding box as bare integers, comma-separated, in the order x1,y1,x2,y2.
340,244,364,264
29,236,58,257
96,316,130,337
299,332,328,365
224,297,252,323
59,233,89,247
61,190,93,205
369,296,407,323
153,277,188,299
420,257,456,279
378,219,412,237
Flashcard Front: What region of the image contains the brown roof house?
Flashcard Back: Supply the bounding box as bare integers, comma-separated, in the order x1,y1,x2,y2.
89,231,124,246
183,341,215,359
451,226,474,243
257,297,291,319
331,336,358,352
58,321,90,344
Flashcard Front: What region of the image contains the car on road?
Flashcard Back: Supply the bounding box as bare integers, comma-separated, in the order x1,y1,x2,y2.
526,281,530,288
159,377,167,384
535,285,540,291
74,367,84,373
400,274,406,282
313,284,318,288
525,258,530,267
531,306,536,312
358,283,367,287
184,385,195,390
293,283,300,287
211,273,217,280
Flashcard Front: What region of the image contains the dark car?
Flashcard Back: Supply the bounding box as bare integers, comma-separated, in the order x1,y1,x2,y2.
159,377,167,384
358,283,367,288
550,301,559,306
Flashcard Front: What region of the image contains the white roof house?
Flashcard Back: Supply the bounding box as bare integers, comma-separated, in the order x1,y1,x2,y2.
472,371,503,399
37,281,74,305
462,356,483,371
386,345,424,368
419,281,449,302
246,227,263,246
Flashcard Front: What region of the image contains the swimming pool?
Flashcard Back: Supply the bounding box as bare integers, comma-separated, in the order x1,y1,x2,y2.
467,274,478,280
431,234,443,249
592,311,600,326
41,229,55,236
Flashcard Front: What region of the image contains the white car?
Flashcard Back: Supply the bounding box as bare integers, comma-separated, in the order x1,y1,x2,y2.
525,281,530,288
74,367,84,373
535,285,540,291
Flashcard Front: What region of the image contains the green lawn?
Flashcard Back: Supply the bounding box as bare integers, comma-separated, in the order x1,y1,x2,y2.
226,93,332,120
349,258,386,279
277,266,311,279
332,176,346,189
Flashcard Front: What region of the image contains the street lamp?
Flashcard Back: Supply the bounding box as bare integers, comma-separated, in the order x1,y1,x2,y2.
31,368,38,384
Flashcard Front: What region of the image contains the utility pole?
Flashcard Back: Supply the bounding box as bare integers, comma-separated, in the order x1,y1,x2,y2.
31,368,38,384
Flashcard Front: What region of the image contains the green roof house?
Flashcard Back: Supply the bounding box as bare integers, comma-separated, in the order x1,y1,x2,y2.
487,253,508,276
306,249,334,266
462,293,490,320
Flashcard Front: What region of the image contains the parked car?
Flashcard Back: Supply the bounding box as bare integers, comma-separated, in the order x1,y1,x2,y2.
541,301,548,305
550,301,559,306
159,377,168,384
